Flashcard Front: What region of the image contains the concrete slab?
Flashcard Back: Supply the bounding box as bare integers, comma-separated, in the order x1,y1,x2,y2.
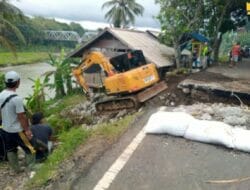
179,79,250,97
179,58,250,101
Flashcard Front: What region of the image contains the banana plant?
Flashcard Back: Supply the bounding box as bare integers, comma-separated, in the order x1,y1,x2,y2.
46,49,73,98
25,76,48,115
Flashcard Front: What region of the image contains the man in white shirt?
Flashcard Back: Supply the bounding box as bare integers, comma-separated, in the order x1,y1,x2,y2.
0,71,35,173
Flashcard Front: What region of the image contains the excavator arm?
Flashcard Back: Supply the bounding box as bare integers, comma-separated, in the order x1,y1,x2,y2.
72,51,116,95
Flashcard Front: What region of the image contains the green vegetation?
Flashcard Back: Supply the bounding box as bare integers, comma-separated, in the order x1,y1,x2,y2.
23,77,137,189
44,94,85,135
26,77,48,115
26,110,136,189
11,16,84,50
0,52,49,66
219,55,230,64
102,0,144,28
237,32,250,47
7,15,85,50
45,94,85,117
93,114,136,142
26,127,91,189
0,0,25,55
0,72,4,92
219,31,249,59
0,1,85,56
156,0,246,65
46,50,73,98
156,0,203,68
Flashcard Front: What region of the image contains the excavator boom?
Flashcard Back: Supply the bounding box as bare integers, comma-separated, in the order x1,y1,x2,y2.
72,51,116,95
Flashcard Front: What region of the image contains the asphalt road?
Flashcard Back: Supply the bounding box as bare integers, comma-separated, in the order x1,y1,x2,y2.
72,109,250,190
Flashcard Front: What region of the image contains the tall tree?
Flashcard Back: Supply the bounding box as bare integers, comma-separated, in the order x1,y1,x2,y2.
102,0,144,28
156,0,204,68
156,0,246,66
204,0,246,62
0,0,25,54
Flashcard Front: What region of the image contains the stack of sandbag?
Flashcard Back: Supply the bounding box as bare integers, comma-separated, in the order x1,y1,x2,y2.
145,111,250,153
184,120,234,148
232,128,250,152
144,112,194,136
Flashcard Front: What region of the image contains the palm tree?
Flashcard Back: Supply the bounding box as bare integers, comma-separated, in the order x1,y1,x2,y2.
0,0,25,54
102,0,144,28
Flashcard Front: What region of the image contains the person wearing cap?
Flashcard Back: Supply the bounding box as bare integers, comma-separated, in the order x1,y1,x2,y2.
0,71,35,173
30,112,53,162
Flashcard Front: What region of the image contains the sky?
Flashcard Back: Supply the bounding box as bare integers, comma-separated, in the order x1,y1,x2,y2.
11,0,161,30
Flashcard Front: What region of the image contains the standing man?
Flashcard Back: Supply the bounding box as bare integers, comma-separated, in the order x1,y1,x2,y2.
230,42,241,67
201,42,208,69
0,71,35,173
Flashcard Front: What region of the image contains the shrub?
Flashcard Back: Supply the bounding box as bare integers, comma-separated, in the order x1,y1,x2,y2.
47,114,72,135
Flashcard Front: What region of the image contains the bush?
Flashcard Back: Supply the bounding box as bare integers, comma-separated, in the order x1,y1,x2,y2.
219,55,230,64
47,114,72,135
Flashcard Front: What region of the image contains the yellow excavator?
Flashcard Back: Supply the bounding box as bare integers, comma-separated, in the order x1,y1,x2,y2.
72,50,167,112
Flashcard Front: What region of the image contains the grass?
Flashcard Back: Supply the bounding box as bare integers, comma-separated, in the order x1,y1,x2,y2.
44,93,86,117
25,113,137,189
44,93,86,135
26,127,91,189
0,52,49,66
93,114,137,142
22,89,139,189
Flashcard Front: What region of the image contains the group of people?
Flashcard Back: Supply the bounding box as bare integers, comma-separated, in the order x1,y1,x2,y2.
192,42,211,70
0,71,52,173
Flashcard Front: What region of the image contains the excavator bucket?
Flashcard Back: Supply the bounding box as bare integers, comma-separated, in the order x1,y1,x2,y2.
136,81,168,103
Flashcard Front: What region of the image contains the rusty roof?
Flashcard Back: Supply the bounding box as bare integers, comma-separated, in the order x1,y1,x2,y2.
68,28,175,68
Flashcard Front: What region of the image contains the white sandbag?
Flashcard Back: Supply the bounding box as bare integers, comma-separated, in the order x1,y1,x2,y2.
232,128,250,152
184,120,234,148
144,111,194,136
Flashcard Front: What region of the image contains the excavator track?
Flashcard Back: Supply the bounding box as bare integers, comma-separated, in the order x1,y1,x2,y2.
95,96,139,112
95,81,167,113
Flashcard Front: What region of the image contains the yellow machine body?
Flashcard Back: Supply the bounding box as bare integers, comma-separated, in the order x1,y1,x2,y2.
104,63,159,94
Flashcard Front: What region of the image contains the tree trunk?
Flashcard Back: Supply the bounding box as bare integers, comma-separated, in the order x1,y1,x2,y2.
55,72,66,98
66,75,72,94
212,0,232,62
174,43,181,69
213,33,223,63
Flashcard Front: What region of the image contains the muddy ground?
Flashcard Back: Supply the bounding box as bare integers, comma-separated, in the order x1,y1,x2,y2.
0,70,249,190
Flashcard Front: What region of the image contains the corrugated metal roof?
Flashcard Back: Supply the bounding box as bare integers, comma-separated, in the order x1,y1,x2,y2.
107,28,174,67
68,28,175,68
146,30,160,39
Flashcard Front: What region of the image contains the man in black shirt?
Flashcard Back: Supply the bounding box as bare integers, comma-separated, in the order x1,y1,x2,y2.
30,112,52,162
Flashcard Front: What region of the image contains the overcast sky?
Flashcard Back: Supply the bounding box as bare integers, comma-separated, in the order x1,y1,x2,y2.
11,0,160,30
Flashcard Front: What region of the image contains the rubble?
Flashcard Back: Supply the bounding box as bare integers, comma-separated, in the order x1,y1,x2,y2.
61,99,131,127
173,103,250,129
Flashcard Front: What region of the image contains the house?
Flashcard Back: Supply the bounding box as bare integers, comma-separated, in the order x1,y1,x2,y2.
68,27,175,68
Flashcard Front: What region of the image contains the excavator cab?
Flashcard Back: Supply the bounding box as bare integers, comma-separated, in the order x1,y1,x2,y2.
110,50,147,72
